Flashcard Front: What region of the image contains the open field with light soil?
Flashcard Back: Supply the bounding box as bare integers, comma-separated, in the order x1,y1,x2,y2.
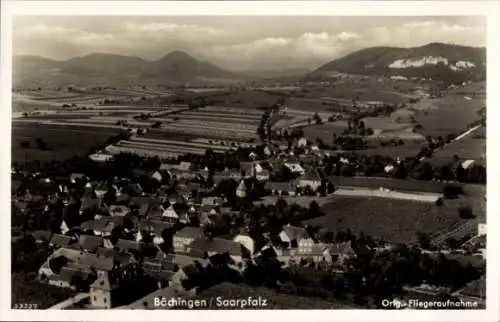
304,197,470,244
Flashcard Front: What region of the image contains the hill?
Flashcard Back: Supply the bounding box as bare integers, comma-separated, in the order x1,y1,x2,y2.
13,51,250,88
238,68,310,79
311,43,486,84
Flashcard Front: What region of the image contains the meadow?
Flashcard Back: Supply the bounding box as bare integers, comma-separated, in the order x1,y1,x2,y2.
305,197,469,244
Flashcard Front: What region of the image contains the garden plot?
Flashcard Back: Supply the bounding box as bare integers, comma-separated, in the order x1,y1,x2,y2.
106,143,207,158
128,137,234,152
190,138,258,148
170,113,261,125
158,119,257,131
202,106,264,116
145,126,257,140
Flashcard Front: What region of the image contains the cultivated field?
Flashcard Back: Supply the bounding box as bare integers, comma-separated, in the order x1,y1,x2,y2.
305,197,469,244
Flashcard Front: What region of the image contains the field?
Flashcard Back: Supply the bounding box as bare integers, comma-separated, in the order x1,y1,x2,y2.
410,95,484,137
304,197,470,244
303,122,348,142
326,176,453,193
430,127,486,166
11,123,121,162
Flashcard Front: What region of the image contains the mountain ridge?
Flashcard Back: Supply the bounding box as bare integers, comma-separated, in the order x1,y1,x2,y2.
311,42,486,83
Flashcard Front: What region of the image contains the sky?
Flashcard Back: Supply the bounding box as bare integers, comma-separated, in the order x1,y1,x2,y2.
13,16,486,71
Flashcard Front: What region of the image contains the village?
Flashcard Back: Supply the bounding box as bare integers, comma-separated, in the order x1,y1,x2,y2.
11,127,486,309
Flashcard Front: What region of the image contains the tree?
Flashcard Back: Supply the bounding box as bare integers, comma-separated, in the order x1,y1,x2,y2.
458,206,475,219
35,138,48,150
308,201,322,216
416,232,431,250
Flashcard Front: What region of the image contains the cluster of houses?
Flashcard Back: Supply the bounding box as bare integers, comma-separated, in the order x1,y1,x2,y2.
11,153,355,309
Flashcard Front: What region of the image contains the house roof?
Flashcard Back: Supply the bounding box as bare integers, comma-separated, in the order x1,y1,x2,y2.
96,248,135,264
172,254,209,267
31,230,52,242
178,162,193,172
80,219,109,232
50,234,74,247
327,241,356,255
146,204,165,219
115,239,142,251
49,266,90,283
186,183,201,192
175,226,203,239
78,235,103,251
301,166,322,182
129,196,157,207
109,205,131,217
280,225,307,242
52,247,115,272
143,258,178,273
80,198,101,212
140,219,174,235
188,237,244,257
266,181,293,192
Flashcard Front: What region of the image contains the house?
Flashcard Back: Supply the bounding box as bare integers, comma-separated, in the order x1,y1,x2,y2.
94,182,108,198
50,234,75,248
139,219,174,237
80,197,101,214
96,248,136,266
297,137,308,148
146,203,165,219
236,180,247,198
115,239,143,253
477,223,486,236
162,204,179,222
89,263,157,309
296,167,322,191
47,266,92,289
172,226,203,253
76,235,104,252
129,197,158,217
187,237,249,265
142,258,178,283
31,230,52,244
283,162,305,175
38,247,116,282
279,224,308,248
80,218,119,237
201,196,222,206
109,205,130,217
326,241,357,266
70,173,86,183
233,232,257,255
265,181,295,196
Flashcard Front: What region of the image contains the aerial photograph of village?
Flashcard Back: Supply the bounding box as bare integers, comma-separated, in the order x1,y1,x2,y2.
10,15,487,310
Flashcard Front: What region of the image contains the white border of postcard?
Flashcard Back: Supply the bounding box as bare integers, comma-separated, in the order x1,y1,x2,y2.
1,1,499,321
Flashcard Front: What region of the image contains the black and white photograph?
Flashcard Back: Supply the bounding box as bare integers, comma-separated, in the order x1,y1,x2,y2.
1,1,499,321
